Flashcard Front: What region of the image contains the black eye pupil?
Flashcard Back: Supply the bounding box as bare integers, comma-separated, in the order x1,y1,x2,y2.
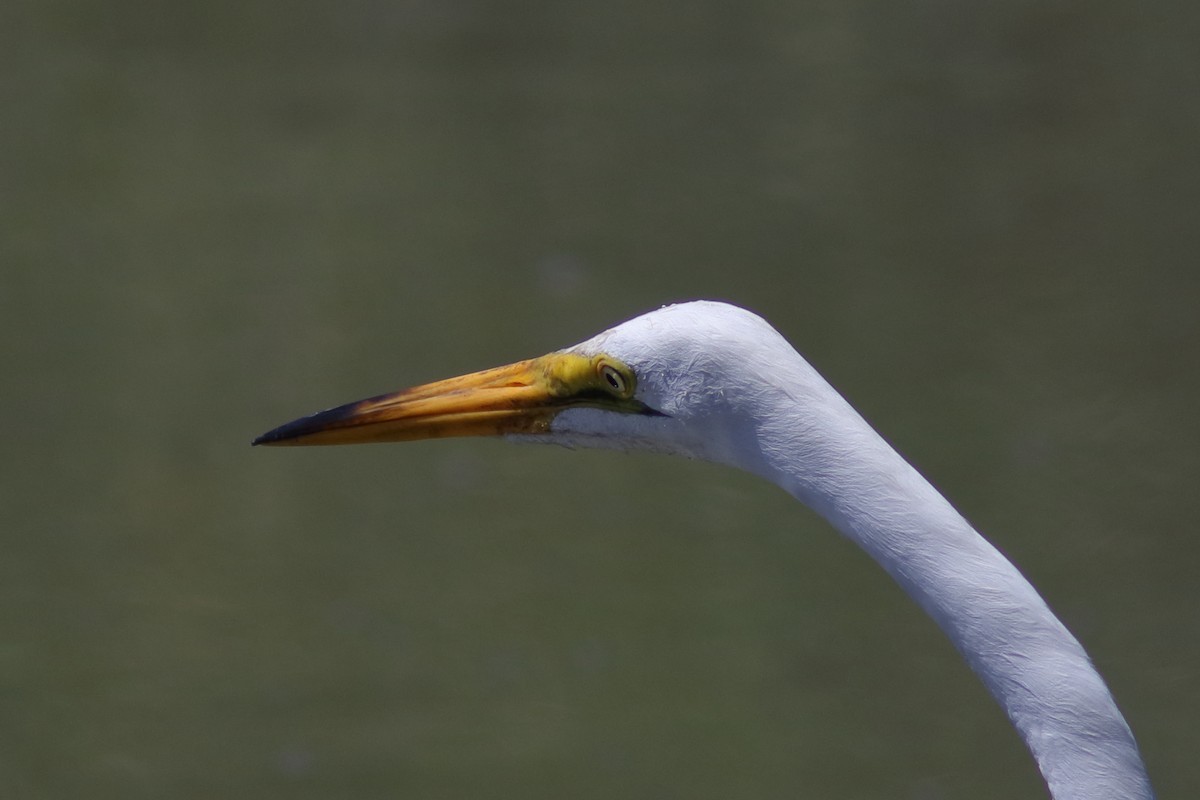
601,366,624,392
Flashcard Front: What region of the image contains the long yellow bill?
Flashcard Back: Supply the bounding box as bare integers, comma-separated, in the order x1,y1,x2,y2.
252,352,653,447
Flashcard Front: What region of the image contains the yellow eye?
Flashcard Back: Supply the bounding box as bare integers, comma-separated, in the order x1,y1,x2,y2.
598,361,631,397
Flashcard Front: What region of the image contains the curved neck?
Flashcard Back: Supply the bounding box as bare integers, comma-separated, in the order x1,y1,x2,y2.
739,369,1153,799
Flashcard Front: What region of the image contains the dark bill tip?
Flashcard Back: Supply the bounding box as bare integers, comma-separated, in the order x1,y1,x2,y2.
251,398,373,446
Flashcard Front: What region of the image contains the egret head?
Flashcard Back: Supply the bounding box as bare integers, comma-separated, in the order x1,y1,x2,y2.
253,302,1158,799
253,301,797,471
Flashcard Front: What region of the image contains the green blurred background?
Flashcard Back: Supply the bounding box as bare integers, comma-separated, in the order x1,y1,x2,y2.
3,1,1197,797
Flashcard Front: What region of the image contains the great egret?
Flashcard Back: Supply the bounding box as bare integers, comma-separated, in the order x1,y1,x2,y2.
254,301,1153,799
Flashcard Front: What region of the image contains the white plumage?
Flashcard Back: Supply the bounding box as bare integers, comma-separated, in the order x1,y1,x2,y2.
257,300,1154,799
546,302,1153,800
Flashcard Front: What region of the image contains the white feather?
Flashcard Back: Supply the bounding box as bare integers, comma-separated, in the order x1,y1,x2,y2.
525,301,1152,800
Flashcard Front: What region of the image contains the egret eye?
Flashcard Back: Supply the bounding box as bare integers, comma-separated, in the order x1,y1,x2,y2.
598,362,630,396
